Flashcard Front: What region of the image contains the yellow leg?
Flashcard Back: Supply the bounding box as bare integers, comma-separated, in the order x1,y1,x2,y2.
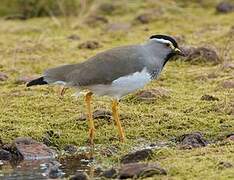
112,99,125,142
85,92,95,145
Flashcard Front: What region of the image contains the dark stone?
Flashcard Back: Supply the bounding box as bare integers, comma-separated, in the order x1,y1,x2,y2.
201,94,219,101
78,41,101,50
0,72,8,81
216,2,234,13
98,3,116,14
78,109,112,121
178,132,208,149
64,144,77,154
84,15,108,27
70,172,90,180
221,80,234,89
67,35,80,41
12,137,56,160
180,46,221,64
121,149,153,164
134,9,163,24
136,88,170,101
102,168,118,178
118,163,167,179
0,149,12,160
227,133,234,141
135,13,152,24
218,161,233,169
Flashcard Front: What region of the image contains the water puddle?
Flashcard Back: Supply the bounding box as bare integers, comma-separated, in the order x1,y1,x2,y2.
0,154,96,179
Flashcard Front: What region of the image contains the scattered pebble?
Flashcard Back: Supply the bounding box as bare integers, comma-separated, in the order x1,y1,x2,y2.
0,72,8,81
78,41,102,50
221,80,234,89
201,94,219,101
78,109,112,121
67,34,80,41
134,9,163,24
181,46,221,64
70,172,90,180
178,132,208,149
64,144,77,154
84,15,108,27
98,3,117,15
102,168,118,178
121,148,153,164
102,163,166,179
227,133,234,141
218,161,233,169
216,2,234,13
0,149,12,161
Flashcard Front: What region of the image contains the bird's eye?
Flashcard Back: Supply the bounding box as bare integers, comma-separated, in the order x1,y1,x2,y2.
165,43,171,48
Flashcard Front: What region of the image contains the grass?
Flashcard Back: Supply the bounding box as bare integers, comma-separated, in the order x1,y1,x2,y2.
0,0,233,179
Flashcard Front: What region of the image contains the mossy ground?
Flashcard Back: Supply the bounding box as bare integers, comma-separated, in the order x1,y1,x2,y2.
0,0,233,179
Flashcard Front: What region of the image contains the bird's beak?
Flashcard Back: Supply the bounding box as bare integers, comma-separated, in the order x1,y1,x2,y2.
174,48,185,56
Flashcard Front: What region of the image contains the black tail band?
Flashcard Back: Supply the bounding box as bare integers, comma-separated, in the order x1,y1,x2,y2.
27,77,48,87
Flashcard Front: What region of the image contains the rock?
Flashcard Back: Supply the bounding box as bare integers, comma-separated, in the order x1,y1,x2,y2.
106,23,131,32
84,15,108,27
102,168,118,178
78,41,101,50
216,2,234,13
0,72,8,81
100,146,118,157
64,144,77,154
98,3,116,14
134,9,163,24
201,94,219,101
227,133,234,141
136,87,170,101
178,132,208,149
67,34,80,41
70,172,90,180
135,13,153,24
15,76,36,84
119,163,167,179
12,137,56,160
181,46,221,64
78,109,112,121
121,149,153,164
223,62,234,69
221,80,234,89
0,149,12,161
218,161,233,169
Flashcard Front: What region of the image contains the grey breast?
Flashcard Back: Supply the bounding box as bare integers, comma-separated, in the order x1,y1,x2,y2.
44,45,148,87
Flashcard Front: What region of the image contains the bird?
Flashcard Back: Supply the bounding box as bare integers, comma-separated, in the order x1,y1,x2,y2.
27,34,184,145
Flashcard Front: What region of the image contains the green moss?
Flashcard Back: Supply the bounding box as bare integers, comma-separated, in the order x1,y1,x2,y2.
0,0,233,179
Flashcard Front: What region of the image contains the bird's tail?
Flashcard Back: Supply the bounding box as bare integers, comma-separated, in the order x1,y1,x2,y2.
27,77,48,87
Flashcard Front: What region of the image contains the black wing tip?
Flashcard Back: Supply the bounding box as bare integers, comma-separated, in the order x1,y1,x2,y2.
26,77,48,87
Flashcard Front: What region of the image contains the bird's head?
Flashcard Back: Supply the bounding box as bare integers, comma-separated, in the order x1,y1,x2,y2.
148,34,185,60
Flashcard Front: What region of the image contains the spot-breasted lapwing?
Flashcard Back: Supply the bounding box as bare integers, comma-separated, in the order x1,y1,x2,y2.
27,35,184,145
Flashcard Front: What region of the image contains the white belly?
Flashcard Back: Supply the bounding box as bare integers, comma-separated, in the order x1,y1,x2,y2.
85,68,151,99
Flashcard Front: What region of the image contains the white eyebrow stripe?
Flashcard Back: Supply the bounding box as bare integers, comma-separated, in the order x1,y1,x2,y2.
150,38,175,49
